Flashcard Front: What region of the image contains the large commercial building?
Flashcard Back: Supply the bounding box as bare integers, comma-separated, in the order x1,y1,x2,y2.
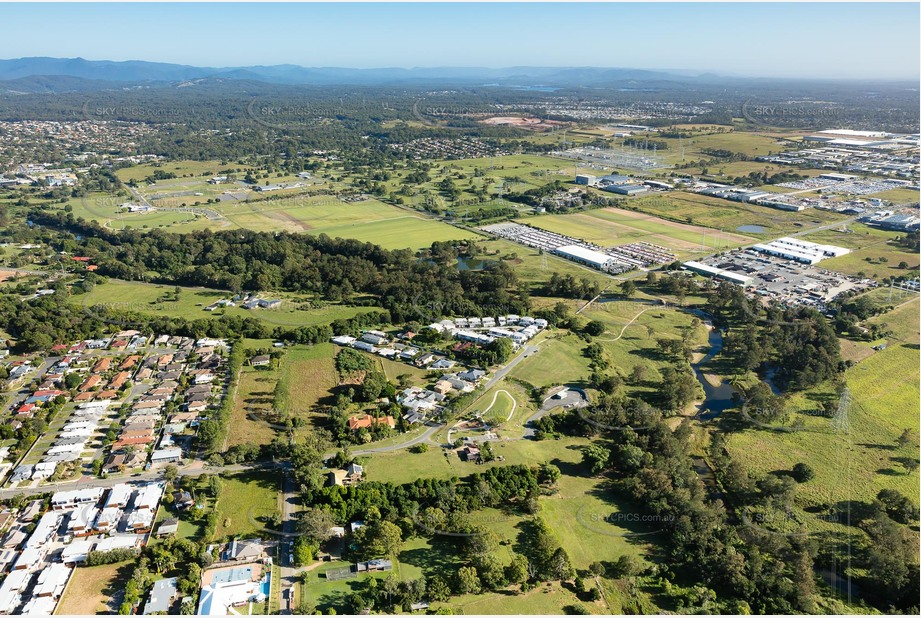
553,245,615,270
683,261,753,286
751,237,850,264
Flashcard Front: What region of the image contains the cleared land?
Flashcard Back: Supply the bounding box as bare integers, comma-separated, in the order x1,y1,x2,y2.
276,344,338,431
56,560,133,615
227,362,280,449
212,470,281,541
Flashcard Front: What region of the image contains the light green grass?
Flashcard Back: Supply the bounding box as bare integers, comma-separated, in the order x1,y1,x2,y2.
509,333,593,388
627,192,849,237
725,299,920,532
77,279,378,327
212,470,281,541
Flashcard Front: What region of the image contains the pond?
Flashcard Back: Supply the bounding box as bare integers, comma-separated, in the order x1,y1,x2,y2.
736,224,766,234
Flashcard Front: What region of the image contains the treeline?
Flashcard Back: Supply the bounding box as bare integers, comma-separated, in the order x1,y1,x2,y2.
29,209,530,323
706,281,843,390
552,399,823,613
0,284,391,353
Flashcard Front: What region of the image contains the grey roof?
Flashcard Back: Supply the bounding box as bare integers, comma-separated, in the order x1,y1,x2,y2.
143,577,177,614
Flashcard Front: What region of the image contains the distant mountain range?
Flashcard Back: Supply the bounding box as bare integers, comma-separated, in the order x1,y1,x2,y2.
0,56,723,90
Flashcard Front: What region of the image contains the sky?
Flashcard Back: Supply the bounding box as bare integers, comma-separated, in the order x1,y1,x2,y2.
1,2,918,80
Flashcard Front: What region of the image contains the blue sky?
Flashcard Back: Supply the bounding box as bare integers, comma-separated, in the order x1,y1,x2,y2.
1,2,918,79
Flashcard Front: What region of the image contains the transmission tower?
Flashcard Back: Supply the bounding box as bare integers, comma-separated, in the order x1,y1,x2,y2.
833,387,851,435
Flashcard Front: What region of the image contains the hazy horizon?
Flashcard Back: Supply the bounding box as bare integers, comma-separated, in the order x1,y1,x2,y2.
1,2,919,81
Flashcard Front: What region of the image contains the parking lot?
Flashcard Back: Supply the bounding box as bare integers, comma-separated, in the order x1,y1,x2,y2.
697,249,875,310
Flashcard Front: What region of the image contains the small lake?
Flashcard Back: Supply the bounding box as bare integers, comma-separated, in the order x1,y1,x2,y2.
736,224,766,234
456,257,490,271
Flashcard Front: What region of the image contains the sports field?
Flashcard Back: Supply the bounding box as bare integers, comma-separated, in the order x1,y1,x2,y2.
520,206,756,256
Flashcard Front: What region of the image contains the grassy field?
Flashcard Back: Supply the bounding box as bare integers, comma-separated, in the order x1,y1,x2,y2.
519,207,755,257
212,196,479,249
626,192,849,238
723,298,920,533
114,160,228,183
580,300,708,403
77,279,378,327
276,344,338,430
212,470,281,541
802,223,919,282
56,560,133,615
539,473,654,570
509,332,593,388
227,363,281,449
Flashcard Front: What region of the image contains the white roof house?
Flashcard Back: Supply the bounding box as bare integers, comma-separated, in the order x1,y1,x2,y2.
51,487,104,510
133,483,165,511
93,535,141,553
61,539,95,564
105,484,134,509
67,505,99,535
33,563,72,598
25,512,61,549
20,596,57,616
13,546,46,571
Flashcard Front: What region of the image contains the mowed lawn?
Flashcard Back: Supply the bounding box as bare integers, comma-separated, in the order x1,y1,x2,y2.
217,196,479,249
56,560,133,615
510,332,593,388
725,299,920,521
212,470,281,541
539,474,655,570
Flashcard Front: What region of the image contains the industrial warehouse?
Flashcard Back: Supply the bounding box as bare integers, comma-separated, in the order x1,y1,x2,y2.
682,249,872,311
750,237,851,265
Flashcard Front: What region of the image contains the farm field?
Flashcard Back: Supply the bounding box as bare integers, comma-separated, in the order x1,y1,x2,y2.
723,298,920,532
55,560,133,615
77,279,378,327
212,470,282,541
213,196,479,249
519,207,756,256
626,192,849,238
